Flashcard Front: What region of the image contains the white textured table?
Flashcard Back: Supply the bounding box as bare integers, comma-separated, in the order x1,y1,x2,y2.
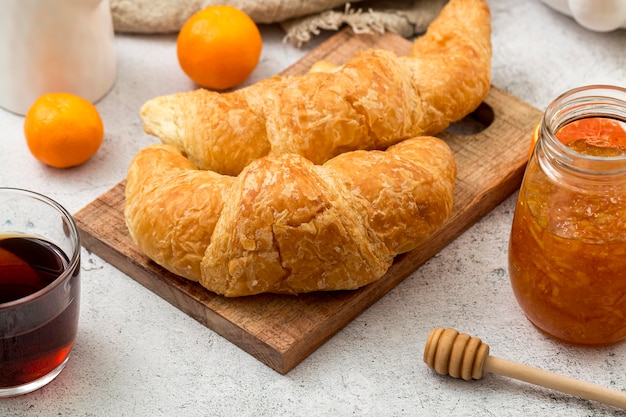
1,1,626,415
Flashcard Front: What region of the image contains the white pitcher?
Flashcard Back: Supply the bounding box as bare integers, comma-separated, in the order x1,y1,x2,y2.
0,0,116,115
540,0,626,32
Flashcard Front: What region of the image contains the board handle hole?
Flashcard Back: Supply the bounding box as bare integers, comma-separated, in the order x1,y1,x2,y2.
444,102,494,136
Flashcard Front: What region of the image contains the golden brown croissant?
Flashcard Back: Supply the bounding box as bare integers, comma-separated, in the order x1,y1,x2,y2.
140,0,491,176
124,137,456,296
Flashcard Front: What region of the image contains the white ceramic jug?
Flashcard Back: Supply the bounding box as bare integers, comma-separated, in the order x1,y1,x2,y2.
0,0,116,115
539,0,626,32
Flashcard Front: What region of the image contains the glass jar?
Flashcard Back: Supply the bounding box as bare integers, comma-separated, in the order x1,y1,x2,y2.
508,85,626,345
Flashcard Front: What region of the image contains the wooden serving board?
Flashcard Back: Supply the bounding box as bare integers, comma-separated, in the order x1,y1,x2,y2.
74,29,541,374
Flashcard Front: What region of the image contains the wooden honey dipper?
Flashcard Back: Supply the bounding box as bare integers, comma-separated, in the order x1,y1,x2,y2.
424,328,626,410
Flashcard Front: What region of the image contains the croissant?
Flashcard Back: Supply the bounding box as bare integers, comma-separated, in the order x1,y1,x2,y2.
124,137,456,296
140,0,491,176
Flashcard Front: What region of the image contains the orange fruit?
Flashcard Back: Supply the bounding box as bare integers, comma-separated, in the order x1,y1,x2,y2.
176,5,262,90
529,122,540,158
24,92,104,168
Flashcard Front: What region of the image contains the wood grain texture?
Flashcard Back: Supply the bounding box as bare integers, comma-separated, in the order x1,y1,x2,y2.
74,29,541,374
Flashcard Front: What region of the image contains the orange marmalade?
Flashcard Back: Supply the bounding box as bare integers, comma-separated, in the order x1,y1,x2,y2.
509,85,626,345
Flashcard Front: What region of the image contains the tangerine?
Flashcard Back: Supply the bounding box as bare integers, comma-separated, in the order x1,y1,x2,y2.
24,92,104,168
176,5,262,90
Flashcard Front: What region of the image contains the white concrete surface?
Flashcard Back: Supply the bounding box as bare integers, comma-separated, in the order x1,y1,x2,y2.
1,0,626,415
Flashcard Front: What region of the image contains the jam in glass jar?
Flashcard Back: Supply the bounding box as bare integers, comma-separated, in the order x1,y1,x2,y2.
508,85,626,345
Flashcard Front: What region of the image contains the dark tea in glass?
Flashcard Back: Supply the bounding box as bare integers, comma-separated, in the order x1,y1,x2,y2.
0,236,80,386
0,188,81,397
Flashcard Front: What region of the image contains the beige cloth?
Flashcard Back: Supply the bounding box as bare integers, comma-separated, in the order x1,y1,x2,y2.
110,0,448,46
282,0,449,47
110,0,359,33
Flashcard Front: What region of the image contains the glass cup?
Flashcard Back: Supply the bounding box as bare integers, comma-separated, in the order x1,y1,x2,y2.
0,188,81,397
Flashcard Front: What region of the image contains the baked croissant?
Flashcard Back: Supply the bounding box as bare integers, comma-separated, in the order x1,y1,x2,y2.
140,0,491,176
124,137,456,296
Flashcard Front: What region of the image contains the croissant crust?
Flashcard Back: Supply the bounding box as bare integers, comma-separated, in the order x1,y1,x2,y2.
140,0,491,176
125,0,490,296
125,137,456,296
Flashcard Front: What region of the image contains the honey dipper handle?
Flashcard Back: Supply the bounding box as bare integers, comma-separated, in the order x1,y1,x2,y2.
485,355,626,410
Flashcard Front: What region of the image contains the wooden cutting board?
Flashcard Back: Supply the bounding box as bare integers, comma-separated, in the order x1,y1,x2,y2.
74,28,542,374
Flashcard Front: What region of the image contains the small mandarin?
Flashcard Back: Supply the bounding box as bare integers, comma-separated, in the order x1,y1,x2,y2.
529,122,540,158
177,5,262,90
24,92,104,168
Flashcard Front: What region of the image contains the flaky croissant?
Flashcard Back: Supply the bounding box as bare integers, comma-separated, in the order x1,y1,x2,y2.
124,137,456,297
140,0,491,176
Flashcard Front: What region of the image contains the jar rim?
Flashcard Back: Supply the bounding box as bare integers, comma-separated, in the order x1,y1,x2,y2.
540,84,626,173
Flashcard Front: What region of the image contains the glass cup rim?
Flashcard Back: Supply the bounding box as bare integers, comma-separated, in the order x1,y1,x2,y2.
0,187,81,308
